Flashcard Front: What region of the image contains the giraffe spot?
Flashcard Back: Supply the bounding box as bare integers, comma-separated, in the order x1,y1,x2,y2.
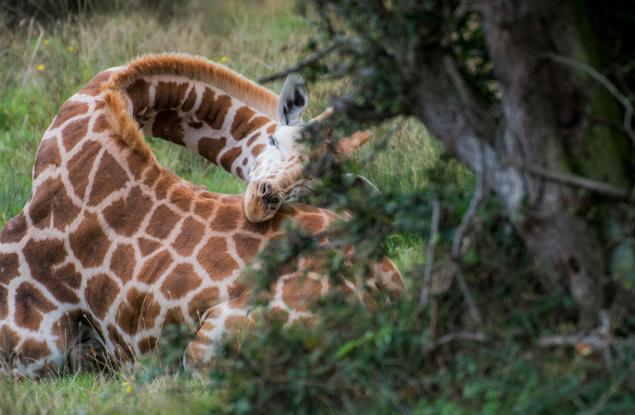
81,69,114,96
219,147,242,171
23,238,81,303
172,217,205,256
109,243,136,283
169,186,193,212
51,310,83,350
161,263,202,300
93,113,110,133
188,287,220,321
0,253,20,285
19,339,51,362
137,336,157,354
246,132,260,147
210,204,240,232
68,140,102,200
15,282,56,331
127,79,150,116
267,307,289,325
297,214,326,234
233,234,262,260
282,276,323,312
0,286,7,320
103,186,153,237
152,110,185,145
225,315,253,332
241,217,271,235
231,106,269,140
34,138,61,177
154,81,189,111
182,87,197,112
228,281,251,309
198,136,226,164
154,175,177,200
0,213,27,243
61,116,90,151
51,101,89,129
291,316,317,328
251,143,266,157
0,325,20,354
136,250,173,284
69,212,111,268
193,200,216,221
235,167,244,179
165,307,185,327
29,177,81,231
188,120,204,129
85,274,118,319
108,324,134,360
197,237,238,280
138,237,161,257
127,149,148,180
88,151,129,206
116,288,162,334
266,124,277,134
146,204,180,239
196,88,231,130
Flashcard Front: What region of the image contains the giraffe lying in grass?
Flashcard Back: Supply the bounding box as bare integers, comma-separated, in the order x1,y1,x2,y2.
0,54,402,377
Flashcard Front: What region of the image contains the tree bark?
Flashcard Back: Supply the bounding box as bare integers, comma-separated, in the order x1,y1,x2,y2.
405,1,633,328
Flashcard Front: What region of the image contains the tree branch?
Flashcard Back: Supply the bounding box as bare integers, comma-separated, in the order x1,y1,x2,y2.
422,330,488,353
503,156,631,200
420,198,441,306
546,53,635,149
451,168,486,326
258,38,345,84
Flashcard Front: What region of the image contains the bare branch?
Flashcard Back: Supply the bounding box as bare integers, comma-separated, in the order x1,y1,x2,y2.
546,53,635,149
452,169,486,326
420,198,441,306
422,330,488,353
258,38,345,84
538,333,613,350
503,156,630,200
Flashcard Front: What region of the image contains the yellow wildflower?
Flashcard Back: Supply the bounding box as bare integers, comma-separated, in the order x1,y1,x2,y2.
67,46,75,53
122,380,134,394
220,55,229,64
43,39,49,46
35,64,45,71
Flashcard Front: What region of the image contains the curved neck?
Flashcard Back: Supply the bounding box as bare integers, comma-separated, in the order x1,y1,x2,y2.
123,74,277,180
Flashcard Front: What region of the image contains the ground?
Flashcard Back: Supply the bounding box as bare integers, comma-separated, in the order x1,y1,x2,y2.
0,1,455,413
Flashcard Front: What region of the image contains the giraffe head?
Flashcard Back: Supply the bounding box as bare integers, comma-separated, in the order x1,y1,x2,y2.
244,74,372,223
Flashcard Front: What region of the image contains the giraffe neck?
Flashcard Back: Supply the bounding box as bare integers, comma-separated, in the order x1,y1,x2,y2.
106,57,280,181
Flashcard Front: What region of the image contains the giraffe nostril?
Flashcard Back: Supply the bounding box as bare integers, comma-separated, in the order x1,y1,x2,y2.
258,182,272,197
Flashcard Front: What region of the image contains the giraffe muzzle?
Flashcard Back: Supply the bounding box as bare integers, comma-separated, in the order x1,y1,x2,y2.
243,180,283,223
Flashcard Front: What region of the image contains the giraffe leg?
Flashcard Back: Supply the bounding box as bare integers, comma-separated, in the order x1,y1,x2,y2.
183,295,254,375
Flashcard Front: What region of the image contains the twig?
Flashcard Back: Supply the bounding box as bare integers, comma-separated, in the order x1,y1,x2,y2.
420,198,440,306
452,171,485,326
258,38,345,84
503,156,630,200
546,53,635,149
537,333,613,350
422,330,488,353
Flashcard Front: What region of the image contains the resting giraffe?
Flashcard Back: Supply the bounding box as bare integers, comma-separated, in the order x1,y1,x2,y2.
0,53,402,377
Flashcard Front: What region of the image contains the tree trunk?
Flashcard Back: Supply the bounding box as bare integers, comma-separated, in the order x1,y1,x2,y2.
408,0,633,328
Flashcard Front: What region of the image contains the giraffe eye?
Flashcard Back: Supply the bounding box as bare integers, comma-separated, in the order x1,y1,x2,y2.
268,135,278,147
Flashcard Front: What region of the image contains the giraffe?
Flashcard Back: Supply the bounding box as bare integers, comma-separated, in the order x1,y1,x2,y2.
0,53,403,377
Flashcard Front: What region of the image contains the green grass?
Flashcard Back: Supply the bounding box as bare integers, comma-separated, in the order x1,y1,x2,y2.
0,1,455,412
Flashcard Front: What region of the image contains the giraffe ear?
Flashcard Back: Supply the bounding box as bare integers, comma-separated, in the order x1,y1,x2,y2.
335,130,372,160
278,73,308,126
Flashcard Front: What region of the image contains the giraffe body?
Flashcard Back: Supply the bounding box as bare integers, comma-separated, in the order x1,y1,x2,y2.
0,54,401,377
